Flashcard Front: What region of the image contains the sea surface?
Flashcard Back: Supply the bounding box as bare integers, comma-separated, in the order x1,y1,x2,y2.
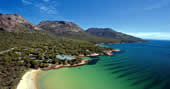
38,40,170,89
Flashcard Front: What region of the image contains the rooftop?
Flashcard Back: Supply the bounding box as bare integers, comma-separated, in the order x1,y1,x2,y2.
56,55,75,60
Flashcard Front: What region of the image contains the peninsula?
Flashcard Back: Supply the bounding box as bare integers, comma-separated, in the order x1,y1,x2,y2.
0,13,144,89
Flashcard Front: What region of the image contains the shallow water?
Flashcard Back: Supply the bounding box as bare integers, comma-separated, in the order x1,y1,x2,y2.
38,40,170,89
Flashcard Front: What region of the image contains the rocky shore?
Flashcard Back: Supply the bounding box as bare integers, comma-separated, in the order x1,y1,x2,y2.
42,59,89,70
78,49,120,57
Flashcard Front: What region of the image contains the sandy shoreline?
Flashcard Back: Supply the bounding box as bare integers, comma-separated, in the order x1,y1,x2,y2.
16,60,88,89
16,57,93,89
16,69,41,89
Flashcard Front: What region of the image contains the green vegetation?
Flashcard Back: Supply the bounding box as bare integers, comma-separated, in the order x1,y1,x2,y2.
54,32,121,44
0,14,145,89
0,31,113,89
86,28,147,43
0,31,57,51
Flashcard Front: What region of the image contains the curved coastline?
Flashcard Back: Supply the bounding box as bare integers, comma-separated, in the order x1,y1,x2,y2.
16,69,41,89
16,59,89,89
42,59,89,70
16,49,120,89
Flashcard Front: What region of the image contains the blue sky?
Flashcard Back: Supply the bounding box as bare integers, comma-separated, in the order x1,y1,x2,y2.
1,0,170,40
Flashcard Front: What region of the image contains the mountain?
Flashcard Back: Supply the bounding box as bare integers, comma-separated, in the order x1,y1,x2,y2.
0,13,146,43
86,28,146,43
37,21,116,43
0,14,39,32
37,21,84,34
38,21,146,43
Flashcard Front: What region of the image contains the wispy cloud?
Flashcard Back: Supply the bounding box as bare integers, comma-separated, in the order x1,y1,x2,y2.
21,0,59,15
20,0,63,22
38,5,58,15
144,0,170,10
22,0,32,5
126,32,170,40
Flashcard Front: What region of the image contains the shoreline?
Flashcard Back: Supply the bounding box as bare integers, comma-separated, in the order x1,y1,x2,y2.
42,59,89,70
16,59,89,89
16,49,120,89
16,69,41,89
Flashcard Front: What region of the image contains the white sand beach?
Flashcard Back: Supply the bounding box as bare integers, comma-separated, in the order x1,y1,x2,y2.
16,69,41,89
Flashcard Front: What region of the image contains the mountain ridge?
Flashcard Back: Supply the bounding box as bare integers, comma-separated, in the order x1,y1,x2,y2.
86,28,146,43
37,20,85,34
0,13,146,43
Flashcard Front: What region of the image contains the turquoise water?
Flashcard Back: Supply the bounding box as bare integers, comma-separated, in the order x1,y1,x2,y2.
38,40,170,89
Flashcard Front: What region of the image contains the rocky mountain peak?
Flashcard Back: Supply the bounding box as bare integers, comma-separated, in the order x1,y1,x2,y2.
38,21,84,34
0,14,37,32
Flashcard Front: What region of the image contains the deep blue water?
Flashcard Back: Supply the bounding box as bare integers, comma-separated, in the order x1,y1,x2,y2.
103,40,170,89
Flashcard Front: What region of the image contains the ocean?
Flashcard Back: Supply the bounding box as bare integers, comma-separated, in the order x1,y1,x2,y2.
38,40,170,89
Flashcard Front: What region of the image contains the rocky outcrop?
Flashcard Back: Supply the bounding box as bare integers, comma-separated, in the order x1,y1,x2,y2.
37,21,84,34
0,14,38,32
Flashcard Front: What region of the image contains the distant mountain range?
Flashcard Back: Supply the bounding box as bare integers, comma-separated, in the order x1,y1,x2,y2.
0,13,146,43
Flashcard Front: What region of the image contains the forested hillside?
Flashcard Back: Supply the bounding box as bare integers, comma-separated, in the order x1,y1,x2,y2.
0,14,146,44
86,28,147,43
0,31,113,89
0,31,57,51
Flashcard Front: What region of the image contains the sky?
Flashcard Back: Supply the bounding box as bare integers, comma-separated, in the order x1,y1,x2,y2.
0,0,170,40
